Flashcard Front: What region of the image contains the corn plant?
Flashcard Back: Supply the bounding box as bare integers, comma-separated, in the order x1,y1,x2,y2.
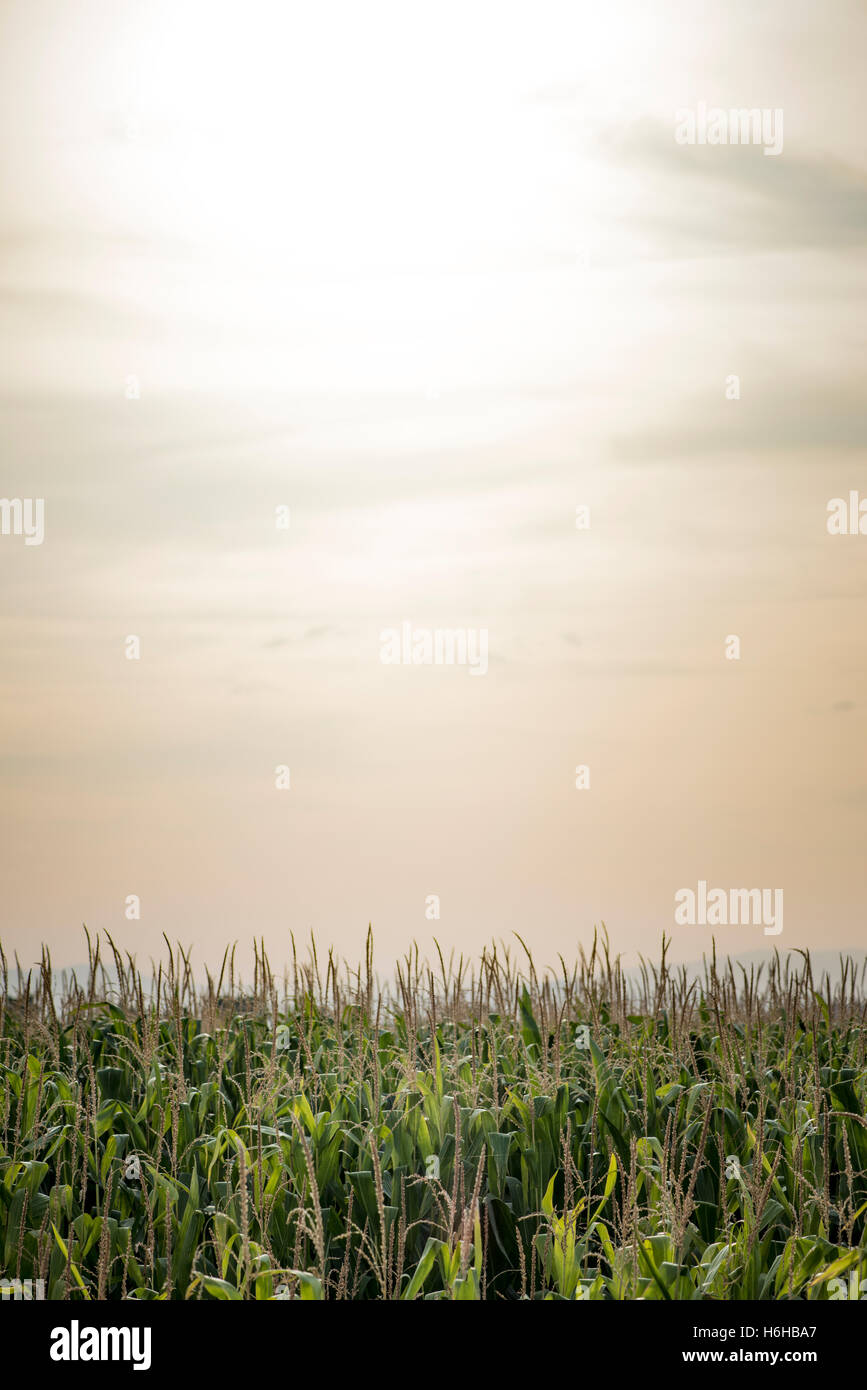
1,930,865,1300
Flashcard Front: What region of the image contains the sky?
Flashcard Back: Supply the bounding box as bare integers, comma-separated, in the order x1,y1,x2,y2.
1,0,866,980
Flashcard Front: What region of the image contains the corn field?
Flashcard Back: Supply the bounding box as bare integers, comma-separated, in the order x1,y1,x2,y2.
2,930,866,1301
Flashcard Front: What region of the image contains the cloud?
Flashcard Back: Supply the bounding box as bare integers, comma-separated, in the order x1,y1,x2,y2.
0,284,162,337
598,119,867,256
609,377,867,461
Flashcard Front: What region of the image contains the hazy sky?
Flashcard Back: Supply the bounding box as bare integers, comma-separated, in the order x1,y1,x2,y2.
1,0,866,977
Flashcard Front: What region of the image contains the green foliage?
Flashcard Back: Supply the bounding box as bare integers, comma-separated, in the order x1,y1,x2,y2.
1,933,865,1300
